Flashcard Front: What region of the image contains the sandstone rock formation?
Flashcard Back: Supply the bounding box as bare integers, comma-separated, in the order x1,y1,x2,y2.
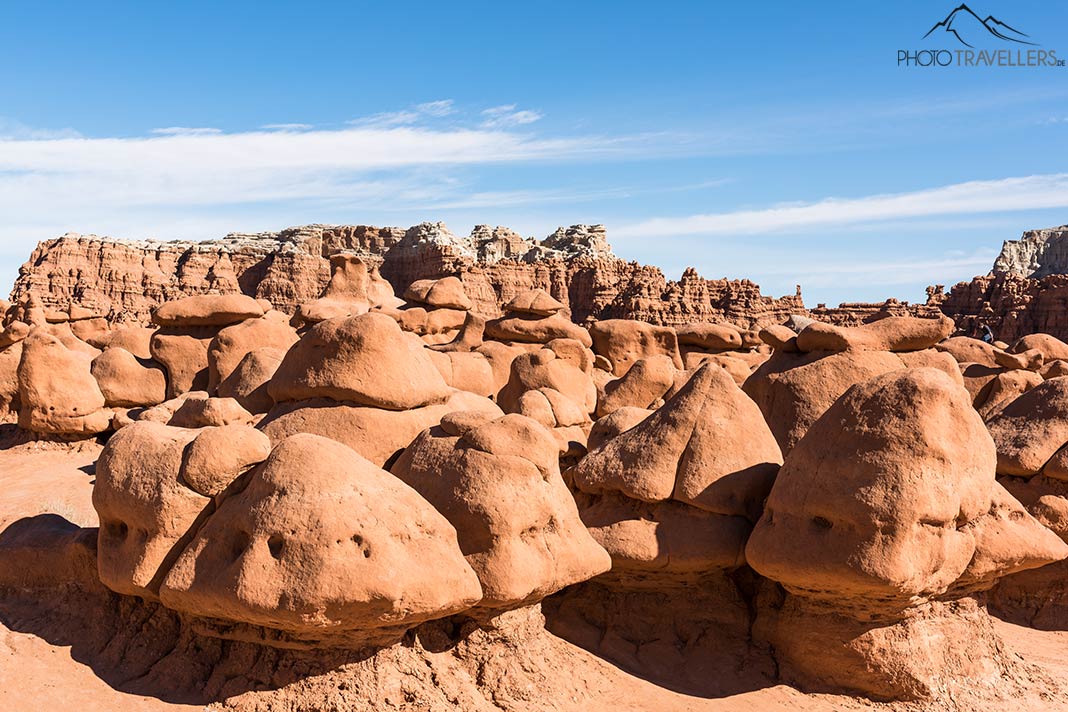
746,368,1066,700
159,434,484,648
16,227,1068,710
744,315,961,453
10,223,807,330
993,225,1068,278
391,412,611,612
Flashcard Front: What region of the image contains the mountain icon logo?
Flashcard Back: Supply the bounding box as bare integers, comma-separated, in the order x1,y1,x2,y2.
923,4,1037,48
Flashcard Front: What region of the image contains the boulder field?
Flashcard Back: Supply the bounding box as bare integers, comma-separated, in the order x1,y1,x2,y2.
5,267,1068,710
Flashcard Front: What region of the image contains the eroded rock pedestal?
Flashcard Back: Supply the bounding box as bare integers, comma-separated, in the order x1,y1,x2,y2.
747,368,1066,700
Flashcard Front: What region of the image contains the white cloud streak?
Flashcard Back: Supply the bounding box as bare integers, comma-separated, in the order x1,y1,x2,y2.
615,174,1068,237
480,104,543,128
0,125,628,212
149,126,223,136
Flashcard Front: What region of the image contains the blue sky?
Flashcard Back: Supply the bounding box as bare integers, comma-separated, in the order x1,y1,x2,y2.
1,0,1066,306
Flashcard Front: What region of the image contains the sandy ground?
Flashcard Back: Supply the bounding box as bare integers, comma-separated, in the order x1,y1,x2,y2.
3,439,1068,711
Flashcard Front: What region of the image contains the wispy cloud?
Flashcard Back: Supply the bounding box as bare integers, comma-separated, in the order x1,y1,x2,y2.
0,117,82,140
480,104,543,129
348,99,456,128
416,100,455,117
615,174,1068,237
149,126,223,136
260,122,313,131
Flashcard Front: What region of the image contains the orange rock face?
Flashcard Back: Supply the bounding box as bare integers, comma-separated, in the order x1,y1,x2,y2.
10,223,807,329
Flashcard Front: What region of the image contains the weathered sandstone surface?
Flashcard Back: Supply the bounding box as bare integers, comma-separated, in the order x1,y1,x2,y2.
8,224,1068,710
10,223,805,328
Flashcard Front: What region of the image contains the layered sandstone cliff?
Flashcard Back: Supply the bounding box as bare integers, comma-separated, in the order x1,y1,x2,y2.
9,223,805,329
921,225,1068,342
993,226,1068,278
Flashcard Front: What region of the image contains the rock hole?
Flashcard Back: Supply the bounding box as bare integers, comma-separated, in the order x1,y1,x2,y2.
230,530,251,561
812,516,833,531
352,534,371,558
267,535,285,559
106,520,128,539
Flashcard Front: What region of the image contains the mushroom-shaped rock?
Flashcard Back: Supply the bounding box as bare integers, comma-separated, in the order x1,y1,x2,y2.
484,311,592,348
268,312,451,409
675,323,742,351
403,276,472,310
496,338,596,415
207,311,298,390
17,331,112,437
91,347,167,407
748,368,1066,604
589,319,683,377
293,254,399,327
987,377,1068,477
150,326,217,398
745,368,1067,701
743,349,906,454
574,363,782,519
180,424,272,497
159,434,482,645
152,294,264,327
1011,333,1068,362
794,315,954,354
502,289,565,317
93,422,205,600
391,414,611,611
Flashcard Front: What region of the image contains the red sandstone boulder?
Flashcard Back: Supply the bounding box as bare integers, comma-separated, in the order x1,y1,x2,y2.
152,294,264,327
987,378,1068,477
595,355,677,417
589,319,683,377
93,422,205,600
675,322,742,351
216,346,287,414
17,331,111,436
794,315,954,354
159,434,482,645
496,339,597,415
91,347,167,408
206,310,298,391
269,312,451,409
574,363,781,518
391,413,610,610
259,390,502,468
